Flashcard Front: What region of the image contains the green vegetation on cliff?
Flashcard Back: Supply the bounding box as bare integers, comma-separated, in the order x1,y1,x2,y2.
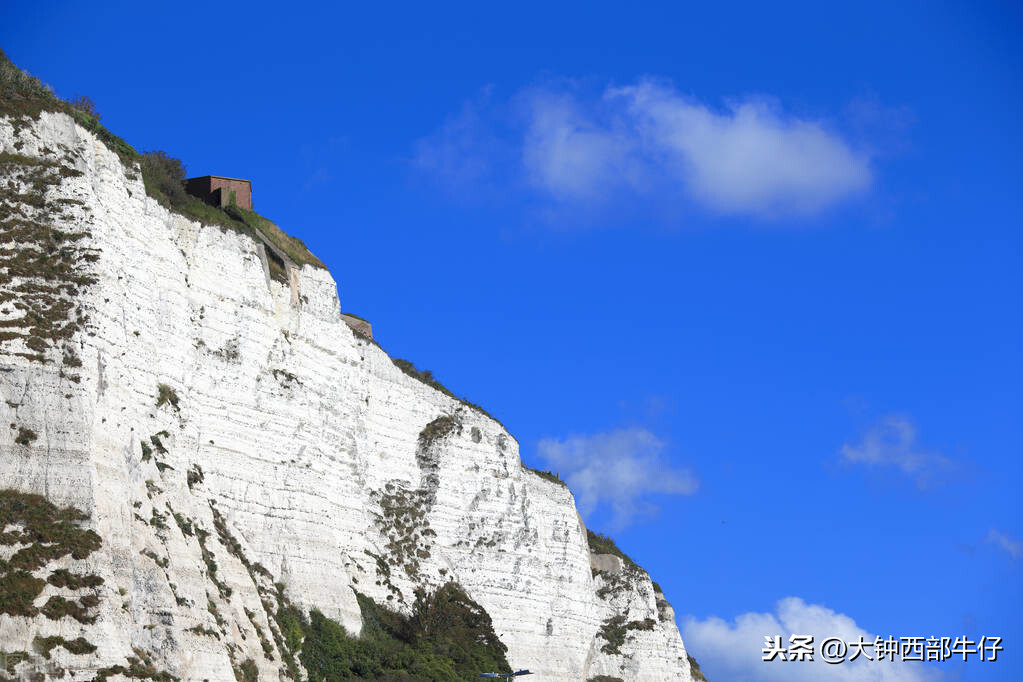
687,653,709,682
586,529,639,570
0,490,103,624
289,583,510,681
522,466,567,487
0,48,324,270
391,358,503,427
0,48,134,162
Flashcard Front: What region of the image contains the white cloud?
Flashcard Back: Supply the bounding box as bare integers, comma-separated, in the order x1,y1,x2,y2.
519,88,643,201
987,527,1022,560
609,81,872,215
683,597,941,682
839,415,954,487
417,79,874,219
535,427,697,528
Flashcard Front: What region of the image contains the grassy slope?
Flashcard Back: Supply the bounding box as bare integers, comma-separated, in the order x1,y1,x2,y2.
0,48,323,270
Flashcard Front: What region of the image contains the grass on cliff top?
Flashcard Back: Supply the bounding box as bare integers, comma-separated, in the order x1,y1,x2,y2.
6,47,512,439
390,357,504,428
0,48,324,270
0,49,136,163
349,330,508,432
136,145,325,269
586,529,640,570
226,203,325,269
523,466,568,488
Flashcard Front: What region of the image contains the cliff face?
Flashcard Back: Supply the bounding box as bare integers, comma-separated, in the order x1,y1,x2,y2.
0,111,695,681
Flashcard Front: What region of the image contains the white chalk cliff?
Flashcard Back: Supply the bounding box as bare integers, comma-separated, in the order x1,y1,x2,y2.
0,110,697,681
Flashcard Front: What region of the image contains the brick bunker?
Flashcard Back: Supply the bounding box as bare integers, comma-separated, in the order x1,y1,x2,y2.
184,175,252,210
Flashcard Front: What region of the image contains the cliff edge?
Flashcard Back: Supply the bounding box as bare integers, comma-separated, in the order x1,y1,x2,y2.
0,54,697,682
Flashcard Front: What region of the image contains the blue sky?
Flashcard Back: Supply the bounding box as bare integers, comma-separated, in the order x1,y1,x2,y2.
3,2,1021,680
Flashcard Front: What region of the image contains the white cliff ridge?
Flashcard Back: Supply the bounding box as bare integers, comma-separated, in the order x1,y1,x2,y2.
0,110,697,681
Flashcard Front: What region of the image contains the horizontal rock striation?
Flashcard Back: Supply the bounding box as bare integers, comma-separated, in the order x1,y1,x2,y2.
0,111,695,681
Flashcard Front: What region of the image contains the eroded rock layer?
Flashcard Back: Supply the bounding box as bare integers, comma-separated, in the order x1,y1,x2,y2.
0,111,694,681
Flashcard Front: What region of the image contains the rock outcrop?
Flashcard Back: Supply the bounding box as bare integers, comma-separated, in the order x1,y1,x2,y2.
0,108,695,681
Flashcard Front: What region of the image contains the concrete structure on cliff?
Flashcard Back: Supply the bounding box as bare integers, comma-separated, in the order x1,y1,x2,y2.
184,173,372,340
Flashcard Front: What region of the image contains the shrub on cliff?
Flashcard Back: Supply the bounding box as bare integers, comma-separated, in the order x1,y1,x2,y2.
0,490,103,621
300,583,510,681
238,658,258,682
418,415,458,447
688,653,709,682
586,529,639,570
135,148,327,272
67,94,100,120
523,466,567,487
14,426,37,446
392,359,453,399
0,50,135,162
391,358,502,428
597,614,656,655
0,48,60,119
140,152,188,206
155,382,181,410
137,150,263,236
403,582,510,677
